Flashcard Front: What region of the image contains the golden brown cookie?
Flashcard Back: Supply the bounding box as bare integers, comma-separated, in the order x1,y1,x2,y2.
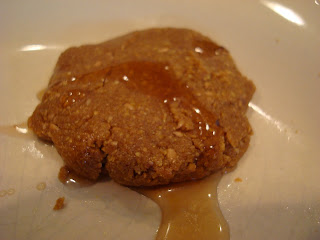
28,28,255,186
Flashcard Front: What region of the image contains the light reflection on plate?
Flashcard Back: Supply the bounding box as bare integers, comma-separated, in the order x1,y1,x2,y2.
261,0,305,26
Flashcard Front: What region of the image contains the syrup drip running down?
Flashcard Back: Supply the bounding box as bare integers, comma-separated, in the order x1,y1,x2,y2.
136,173,229,240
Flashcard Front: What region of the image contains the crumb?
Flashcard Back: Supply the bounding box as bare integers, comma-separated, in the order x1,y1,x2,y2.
53,197,65,210
234,177,243,182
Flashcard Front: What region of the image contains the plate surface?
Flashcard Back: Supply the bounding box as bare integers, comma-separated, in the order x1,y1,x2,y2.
1,0,320,239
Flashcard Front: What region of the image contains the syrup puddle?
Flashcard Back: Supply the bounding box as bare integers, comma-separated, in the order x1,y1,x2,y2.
36,88,47,101
0,122,230,240
58,165,95,187
135,173,229,240
0,86,46,136
0,122,31,139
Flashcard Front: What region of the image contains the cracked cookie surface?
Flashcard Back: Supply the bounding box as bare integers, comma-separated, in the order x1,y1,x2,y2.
28,28,255,186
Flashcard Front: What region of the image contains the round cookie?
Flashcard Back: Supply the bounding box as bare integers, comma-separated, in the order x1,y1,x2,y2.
28,28,255,186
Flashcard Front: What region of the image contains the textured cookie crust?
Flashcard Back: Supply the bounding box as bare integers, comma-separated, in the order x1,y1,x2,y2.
28,28,255,186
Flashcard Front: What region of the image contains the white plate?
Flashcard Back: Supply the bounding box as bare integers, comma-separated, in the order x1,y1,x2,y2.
1,0,320,239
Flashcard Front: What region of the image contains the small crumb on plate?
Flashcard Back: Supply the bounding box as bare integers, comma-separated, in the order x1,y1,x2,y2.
53,197,65,210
